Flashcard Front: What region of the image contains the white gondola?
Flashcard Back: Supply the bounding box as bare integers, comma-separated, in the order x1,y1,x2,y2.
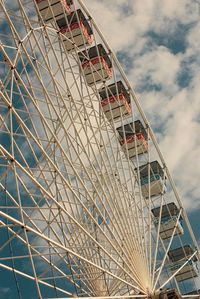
35,0,72,23
137,161,166,198
141,176,166,198
170,260,198,282
57,9,92,51
154,217,184,240
159,289,182,299
99,81,131,121
117,120,148,158
78,44,112,85
184,289,200,298
152,203,184,240
168,245,198,282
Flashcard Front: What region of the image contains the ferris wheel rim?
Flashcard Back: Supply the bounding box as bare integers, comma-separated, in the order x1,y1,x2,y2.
0,0,199,298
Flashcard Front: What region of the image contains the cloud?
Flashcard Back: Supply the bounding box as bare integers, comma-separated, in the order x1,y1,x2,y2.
1,1,200,295
129,46,181,95
84,0,200,215
0,287,10,294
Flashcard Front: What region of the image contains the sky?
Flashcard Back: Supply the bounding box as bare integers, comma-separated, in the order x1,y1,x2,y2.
84,0,200,216
0,0,200,297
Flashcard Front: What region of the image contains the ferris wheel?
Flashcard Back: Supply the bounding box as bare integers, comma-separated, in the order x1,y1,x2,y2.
0,1,199,298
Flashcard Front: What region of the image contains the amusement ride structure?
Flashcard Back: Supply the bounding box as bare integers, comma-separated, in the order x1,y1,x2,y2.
0,1,199,298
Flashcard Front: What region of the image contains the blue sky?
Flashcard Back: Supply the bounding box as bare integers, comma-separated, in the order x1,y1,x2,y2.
85,0,200,215
0,0,200,298
83,3,200,288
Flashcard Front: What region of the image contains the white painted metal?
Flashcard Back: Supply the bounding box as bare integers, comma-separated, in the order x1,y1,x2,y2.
59,22,92,51
170,261,199,282
154,216,184,240
140,177,166,198
0,0,199,298
80,57,112,85
101,94,131,121
36,0,71,22
120,135,148,158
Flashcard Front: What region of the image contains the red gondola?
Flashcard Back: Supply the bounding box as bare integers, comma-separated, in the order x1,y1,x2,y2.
78,44,112,85
99,81,131,121
57,9,92,51
35,0,72,23
117,120,148,158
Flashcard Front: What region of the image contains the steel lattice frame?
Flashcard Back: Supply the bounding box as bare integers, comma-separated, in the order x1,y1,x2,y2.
0,0,199,298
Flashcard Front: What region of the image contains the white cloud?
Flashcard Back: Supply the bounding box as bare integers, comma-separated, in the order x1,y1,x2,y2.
0,287,10,294
130,46,181,94
84,0,200,214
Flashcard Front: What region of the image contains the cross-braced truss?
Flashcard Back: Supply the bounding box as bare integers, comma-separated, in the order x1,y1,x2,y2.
0,1,199,298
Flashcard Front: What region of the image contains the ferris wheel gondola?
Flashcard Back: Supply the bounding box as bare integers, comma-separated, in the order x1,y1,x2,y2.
0,0,199,298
